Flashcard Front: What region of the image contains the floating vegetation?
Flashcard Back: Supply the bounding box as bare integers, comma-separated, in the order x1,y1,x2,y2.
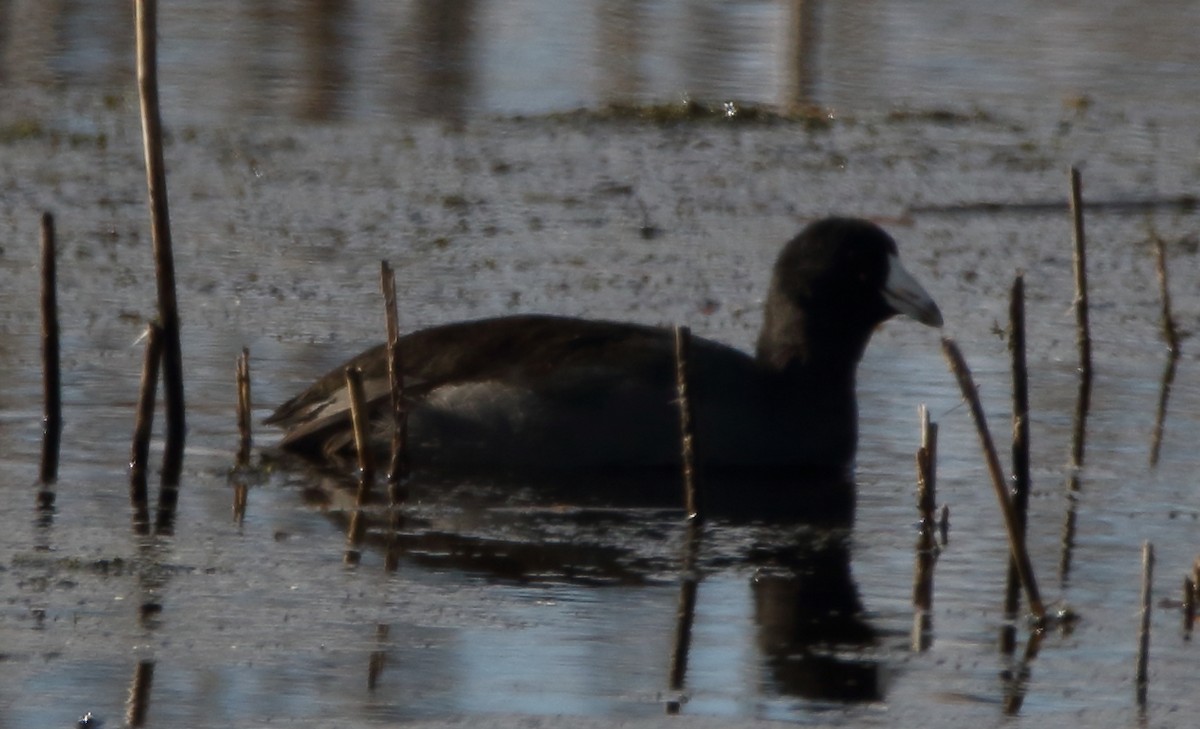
532,98,839,130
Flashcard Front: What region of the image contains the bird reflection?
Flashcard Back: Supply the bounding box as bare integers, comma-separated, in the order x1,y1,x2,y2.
749,533,880,702
285,460,881,704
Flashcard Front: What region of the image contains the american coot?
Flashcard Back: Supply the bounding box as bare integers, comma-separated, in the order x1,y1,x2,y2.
269,217,941,493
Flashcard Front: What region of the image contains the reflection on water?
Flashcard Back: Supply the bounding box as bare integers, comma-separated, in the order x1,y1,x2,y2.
5,1,1200,123
299,463,880,706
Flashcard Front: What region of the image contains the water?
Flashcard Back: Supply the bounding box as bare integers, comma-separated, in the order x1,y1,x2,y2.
3,3,1200,728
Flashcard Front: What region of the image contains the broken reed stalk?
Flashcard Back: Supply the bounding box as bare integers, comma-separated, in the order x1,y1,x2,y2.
941,338,1046,621
1194,556,1200,609
1186,556,1200,637
1135,541,1154,706
1059,480,1080,584
235,347,251,467
130,323,163,529
40,211,62,484
1005,274,1032,618
344,366,373,563
674,325,703,523
1068,166,1091,468
1182,577,1194,638
232,348,251,525
136,0,186,488
126,659,155,727
1149,352,1178,468
380,261,409,498
916,403,938,533
345,366,375,497
912,404,937,651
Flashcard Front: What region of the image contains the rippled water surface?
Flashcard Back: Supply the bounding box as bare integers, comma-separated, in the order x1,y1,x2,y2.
2,3,1200,728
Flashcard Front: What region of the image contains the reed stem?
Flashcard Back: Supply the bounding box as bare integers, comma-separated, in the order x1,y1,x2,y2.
673,325,702,522
136,0,186,487
1005,274,1032,617
40,211,62,484
1068,166,1091,468
942,337,1045,621
380,261,409,498
235,347,252,467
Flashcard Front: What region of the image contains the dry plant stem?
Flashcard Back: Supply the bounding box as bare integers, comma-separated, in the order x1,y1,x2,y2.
1183,577,1195,637
1068,166,1092,468
126,659,155,727
136,0,186,487
912,404,938,651
913,403,938,603
1005,274,1032,617
380,261,409,494
1061,174,1091,578
40,212,62,484
1194,557,1200,605
345,366,375,501
915,444,936,535
235,348,251,467
130,323,163,527
942,337,1045,620
1149,352,1178,467
1059,479,1080,584
1135,541,1154,706
344,366,373,563
674,325,703,522
916,403,938,527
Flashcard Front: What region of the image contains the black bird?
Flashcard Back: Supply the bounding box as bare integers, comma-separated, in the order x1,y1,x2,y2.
268,217,941,505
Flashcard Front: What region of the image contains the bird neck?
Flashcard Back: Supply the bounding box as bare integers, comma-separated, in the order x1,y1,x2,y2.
754,295,871,380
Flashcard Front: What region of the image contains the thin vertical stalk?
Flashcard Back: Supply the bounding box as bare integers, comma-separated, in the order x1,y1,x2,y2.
1005,274,1031,617
40,211,62,484
916,403,938,533
346,366,375,496
1182,577,1194,638
344,366,373,565
380,261,409,498
235,347,252,467
912,403,938,652
674,325,702,522
1068,166,1091,468
136,0,186,487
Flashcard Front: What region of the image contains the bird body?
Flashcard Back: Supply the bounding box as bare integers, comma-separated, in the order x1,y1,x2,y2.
268,217,942,500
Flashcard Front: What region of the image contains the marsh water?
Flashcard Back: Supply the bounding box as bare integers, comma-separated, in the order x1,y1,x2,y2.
2,3,1200,727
